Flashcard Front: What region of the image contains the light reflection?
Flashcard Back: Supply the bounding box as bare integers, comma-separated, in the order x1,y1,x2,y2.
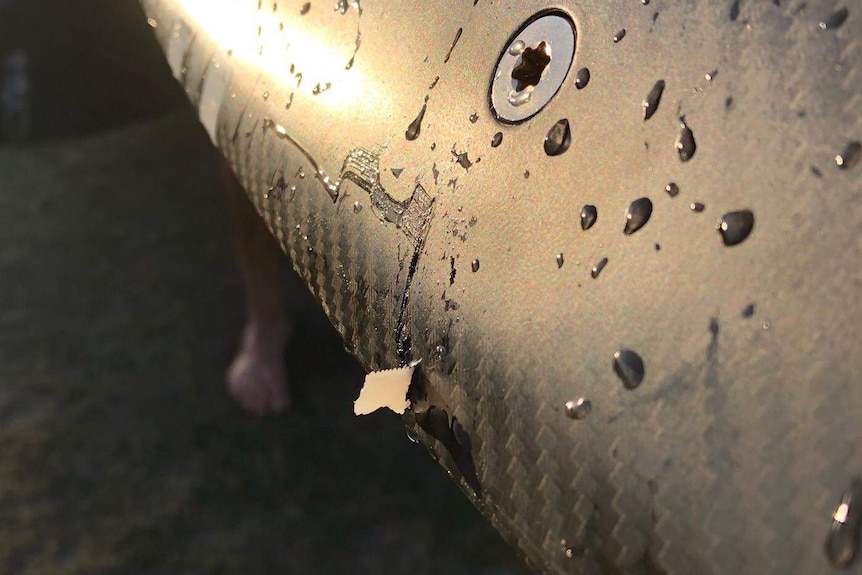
165,0,367,109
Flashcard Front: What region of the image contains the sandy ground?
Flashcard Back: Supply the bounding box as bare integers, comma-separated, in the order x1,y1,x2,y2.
0,0,528,573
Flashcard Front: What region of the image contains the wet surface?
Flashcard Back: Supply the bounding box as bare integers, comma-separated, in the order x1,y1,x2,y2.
0,2,527,573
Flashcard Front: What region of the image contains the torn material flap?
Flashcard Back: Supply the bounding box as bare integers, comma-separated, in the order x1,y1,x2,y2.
353,365,415,416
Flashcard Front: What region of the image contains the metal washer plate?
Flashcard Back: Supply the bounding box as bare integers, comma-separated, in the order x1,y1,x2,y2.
490,12,576,124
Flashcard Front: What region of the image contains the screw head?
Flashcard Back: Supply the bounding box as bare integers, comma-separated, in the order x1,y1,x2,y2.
490,12,576,124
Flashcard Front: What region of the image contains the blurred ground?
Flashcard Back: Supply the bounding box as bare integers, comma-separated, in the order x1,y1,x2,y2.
0,1,528,574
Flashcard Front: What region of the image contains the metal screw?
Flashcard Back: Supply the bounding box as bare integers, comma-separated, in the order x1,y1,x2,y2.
490,11,576,124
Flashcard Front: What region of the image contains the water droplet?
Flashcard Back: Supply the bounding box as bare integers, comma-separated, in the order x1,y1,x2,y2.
690,201,705,212
642,0,650,5
613,29,627,42
509,39,526,56
836,141,861,169
643,79,665,121
717,209,755,246
435,344,447,358
741,303,755,318
544,119,572,156
613,349,645,390
565,397,592,420
312,82,332,95
575,67,591,89
469,112,479,123
507,85,534,106
491,132,503,147
262,90,270,100
556,253,565,268
580,204,598,230
819,7,849,30
591,257,608,279
444,27,463,63
624,197,653,235
824,479,860,569
676,121,697,161
353,201,362,213
705,69,718,82
524,170,530,179
405,103,427,141
405,425,421,443
665,182,680,197
654,243,661,251
471,259,480,273
147,17,158,28
300,2,311,14
730,0,740,20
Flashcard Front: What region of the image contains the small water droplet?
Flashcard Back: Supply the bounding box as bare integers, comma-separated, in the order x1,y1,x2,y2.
575,67,591,89
507,85,534,106
262,91,270,100
705,69,718,82
300,2,311,14
509,39,526,56
676,121,697,161
405,103,427,140
544,119,572,156
580,205,598,230
741,303,755,318
819,7,849,30
643,79,665,121
642,0,650,5
665,182,680,197
613,349,645,390
690,201,705,212
565,397,592,420
591,257,608,279
491,132,503,147
405,425,421,443
556,253,565,268
613,29,627,42
469,112,479,124
824,479,860,569
836,141,861,169
471,259,480,273
435,344,447,358
353,201,362,213
524,170,530,179
312,82,332,95
717,209,755,246
654,243,661,251
624,197,653,235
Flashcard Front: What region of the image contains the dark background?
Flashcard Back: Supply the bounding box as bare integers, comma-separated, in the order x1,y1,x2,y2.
0,0,527,573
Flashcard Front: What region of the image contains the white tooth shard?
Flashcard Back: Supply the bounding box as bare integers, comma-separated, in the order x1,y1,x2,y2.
353,365,414,415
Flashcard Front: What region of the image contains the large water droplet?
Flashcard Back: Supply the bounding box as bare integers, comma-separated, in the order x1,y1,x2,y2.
717,209,755,246
491,132,503,147
643,80,665,121
819,7,849,30
836,141,861,169
575,67,591,89
565,398,592,420
591,257,608,279
544,119,572,156
676,121,697,162
824,479,860,569
665,182,680,197
405,103,427,140
624,197,653,235
613,349,645,390
580,204,598,230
